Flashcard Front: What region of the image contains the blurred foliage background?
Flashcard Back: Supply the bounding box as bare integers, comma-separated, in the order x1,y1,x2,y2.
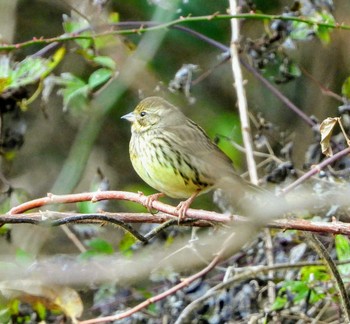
1,0,350,321
5,0,348,200
0,0,348,257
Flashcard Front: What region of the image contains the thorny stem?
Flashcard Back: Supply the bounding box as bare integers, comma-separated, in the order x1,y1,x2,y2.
5,209,350,236
2,13,350,51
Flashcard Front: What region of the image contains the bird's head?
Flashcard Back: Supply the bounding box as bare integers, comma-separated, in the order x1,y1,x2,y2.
121,97,185,133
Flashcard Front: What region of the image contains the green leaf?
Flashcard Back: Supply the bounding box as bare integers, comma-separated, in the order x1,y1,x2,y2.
34,302,47,320
0,53,64,94
0,308,11,324
87,238,114,253
93,56,117,70
80,238,114,259
88,68,112,89
335,234,350,276
76,201,98,214
108,12,120,24
342,77,350,99
314,11,335,44
58,73,89,111
118,232,136,257
300,266,329,282
290,21,312,40
271,296,287,310
62,13,92,49
287,62,301,78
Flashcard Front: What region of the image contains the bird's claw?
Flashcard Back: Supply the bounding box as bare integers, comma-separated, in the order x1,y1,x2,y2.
144,193,164,214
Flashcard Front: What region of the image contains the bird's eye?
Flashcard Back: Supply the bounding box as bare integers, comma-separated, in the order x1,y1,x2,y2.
140,111,147,117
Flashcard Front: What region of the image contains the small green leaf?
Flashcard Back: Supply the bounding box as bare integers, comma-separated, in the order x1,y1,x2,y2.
62,14,92,49
76,201,98,214
290,21,313,40
300,266,330,282
88,68,113,89
0,53,63,94
93,56,117,70
87,238,114,253
119,232,136,257
287,62,301,78
314,11,335,44
335,234,350,276
0,308,11,324
80,238,114,259
34,302,47,320
58,73,89,111
342,77,350,99
108,12,120,24
271,296,287,310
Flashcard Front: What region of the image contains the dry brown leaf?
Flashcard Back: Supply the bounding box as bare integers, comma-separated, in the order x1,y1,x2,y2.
0,280,83,321
320,117,339,157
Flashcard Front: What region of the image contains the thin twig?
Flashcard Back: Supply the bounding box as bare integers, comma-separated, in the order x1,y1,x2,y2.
229,0,258,185
281,146,350,194
79,233,235,324
229,0,276,308
60,225,86,253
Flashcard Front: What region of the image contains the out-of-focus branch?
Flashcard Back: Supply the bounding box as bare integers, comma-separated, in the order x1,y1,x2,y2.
281,146,350,194
229,0,258,185
79,231,239,324
1,13,350,52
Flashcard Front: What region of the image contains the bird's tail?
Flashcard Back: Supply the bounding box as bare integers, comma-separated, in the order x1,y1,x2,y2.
214,176,274,217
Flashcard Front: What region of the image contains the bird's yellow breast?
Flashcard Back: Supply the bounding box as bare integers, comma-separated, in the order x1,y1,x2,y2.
129,134,213,198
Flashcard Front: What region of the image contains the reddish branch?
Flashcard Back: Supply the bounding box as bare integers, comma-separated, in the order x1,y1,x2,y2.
2,210,350,235
79,253,221,323
8,191,234,223
4,148,350,323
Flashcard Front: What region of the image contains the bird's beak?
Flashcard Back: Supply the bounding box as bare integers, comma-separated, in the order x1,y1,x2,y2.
121,112,135,122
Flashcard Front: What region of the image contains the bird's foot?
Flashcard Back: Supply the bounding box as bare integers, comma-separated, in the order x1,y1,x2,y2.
144,192,165,214
175,190,200,223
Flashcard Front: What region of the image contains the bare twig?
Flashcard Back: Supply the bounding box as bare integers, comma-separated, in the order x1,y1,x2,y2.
281,146,350,194
229,1,276,308
78,232,236,324
229,0,258,185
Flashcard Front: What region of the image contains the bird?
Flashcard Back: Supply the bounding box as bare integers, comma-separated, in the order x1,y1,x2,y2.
122,96,264,220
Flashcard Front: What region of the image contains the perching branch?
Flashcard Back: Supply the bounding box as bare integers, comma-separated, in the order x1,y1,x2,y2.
4,191,350,236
